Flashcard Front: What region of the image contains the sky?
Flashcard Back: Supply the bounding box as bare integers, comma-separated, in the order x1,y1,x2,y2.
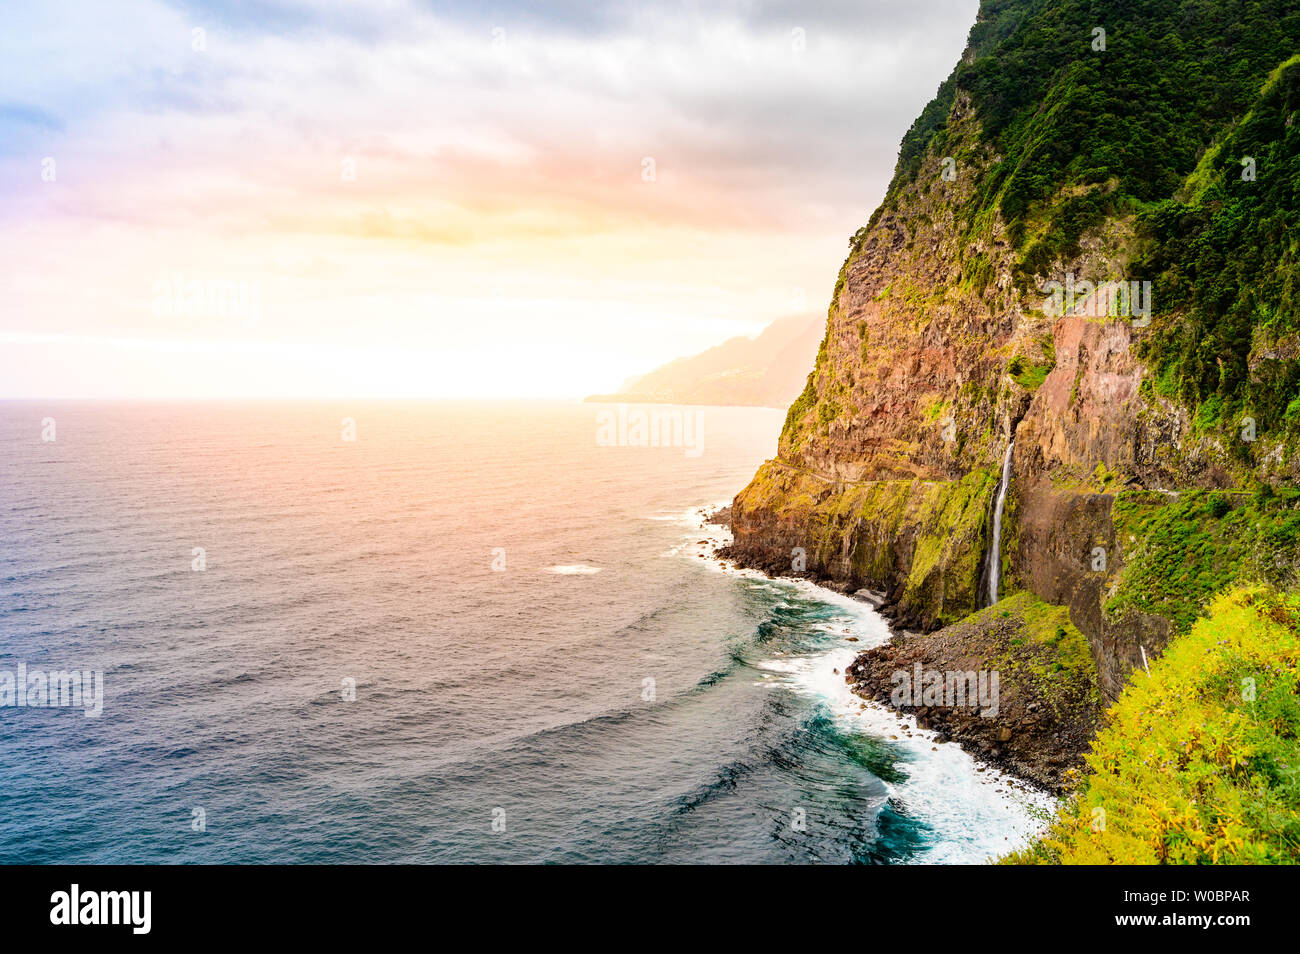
0,0,979,398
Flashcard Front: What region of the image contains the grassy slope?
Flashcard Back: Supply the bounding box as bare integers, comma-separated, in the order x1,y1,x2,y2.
1107,487,1300,633
1006,585,1300,864
990,592,1100,716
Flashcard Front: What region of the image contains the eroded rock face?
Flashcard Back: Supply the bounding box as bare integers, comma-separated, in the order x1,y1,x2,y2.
1004,311,1186,699
721,462,993,630
1008,480,1171,701
1016,310,1220,491
725,95,1029,630
772,95,1026,488
725,63,1220,698
1020,316,1144,479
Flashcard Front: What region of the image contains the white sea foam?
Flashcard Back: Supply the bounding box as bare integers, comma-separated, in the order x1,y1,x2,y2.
683,504,1055,863
647,501,730,524
780,642,1054,863
661,502,733,559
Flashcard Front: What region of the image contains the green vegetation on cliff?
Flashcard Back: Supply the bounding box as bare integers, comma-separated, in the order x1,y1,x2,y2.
1137,58,1300,443
992,592,1100,716
731,461,996,628
736,0,1300,728
878,0,1300,449
1107,487,1300,634
1007,585,1300,864
1007,353,1051,392
781,0,1300,498
889,0,1300,267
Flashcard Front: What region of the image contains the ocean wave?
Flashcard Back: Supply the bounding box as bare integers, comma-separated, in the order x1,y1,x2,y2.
678,501,1054,863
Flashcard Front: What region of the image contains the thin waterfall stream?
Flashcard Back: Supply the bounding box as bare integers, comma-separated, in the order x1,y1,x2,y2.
984,441,1014,606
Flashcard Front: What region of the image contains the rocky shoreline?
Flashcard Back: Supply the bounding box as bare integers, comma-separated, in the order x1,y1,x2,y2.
841,599,1102,794
709,507,1098,794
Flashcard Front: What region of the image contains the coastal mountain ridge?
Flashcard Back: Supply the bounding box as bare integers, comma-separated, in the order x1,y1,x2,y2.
585,313,822,408
722,0,1300,859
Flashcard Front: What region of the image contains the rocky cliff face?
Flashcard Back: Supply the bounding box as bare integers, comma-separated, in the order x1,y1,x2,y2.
724,0,1300,702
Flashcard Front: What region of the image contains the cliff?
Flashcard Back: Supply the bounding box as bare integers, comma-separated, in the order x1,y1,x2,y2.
723,0,1300,703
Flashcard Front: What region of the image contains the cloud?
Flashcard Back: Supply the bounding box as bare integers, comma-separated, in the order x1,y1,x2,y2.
0,0,979,396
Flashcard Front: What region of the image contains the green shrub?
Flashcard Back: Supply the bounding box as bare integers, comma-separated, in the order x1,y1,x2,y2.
1006,585,1300,864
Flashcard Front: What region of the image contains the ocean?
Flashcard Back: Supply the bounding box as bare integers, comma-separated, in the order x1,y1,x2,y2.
0,401,1048,863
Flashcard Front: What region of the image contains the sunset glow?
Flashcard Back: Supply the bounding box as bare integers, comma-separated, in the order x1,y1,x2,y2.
0,0,976,397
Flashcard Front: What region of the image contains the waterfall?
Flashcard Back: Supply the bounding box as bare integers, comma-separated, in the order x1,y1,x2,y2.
984,441,1015,607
